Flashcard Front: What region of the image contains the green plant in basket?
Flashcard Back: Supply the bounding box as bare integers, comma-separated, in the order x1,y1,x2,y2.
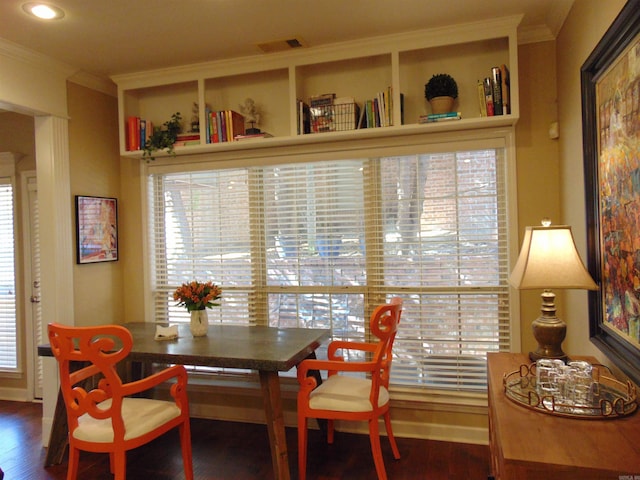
143,112,182,160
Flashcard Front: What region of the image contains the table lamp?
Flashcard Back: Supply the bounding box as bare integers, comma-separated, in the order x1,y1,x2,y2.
509,220,598,362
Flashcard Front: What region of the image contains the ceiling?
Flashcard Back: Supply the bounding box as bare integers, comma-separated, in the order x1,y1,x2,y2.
0,0,574,82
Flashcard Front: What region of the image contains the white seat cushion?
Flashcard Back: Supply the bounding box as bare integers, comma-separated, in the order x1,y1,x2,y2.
309,375,389,412
72,397,182,443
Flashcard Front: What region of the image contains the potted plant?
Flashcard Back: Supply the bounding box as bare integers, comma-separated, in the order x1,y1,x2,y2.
424,74,458,114
143,112,182,160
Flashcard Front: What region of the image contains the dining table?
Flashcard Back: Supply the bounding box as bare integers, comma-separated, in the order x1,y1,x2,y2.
39,322,331,480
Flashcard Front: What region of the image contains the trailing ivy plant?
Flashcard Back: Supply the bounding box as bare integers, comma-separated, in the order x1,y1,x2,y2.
143,112,182,160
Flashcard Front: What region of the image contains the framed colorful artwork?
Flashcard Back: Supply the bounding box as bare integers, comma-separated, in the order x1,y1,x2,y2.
581,0,640,385
75,195,118,264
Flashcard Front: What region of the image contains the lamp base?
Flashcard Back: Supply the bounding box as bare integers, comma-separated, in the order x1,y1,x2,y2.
529,323,568,361
528,290,568,362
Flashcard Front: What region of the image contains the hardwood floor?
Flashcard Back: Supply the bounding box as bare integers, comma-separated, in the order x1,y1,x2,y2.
0,400,490,479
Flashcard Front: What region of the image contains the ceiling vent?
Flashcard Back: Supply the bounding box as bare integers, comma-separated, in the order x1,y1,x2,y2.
257,37,307,54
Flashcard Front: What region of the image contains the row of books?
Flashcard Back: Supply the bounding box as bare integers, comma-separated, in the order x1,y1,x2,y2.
126,116,153,151
478,65,510,117
205,109,245,143
360,87,394,129
297,89,401,134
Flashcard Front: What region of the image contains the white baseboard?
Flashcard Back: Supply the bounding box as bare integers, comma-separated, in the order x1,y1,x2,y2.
0,387,28,401
190,400,489,446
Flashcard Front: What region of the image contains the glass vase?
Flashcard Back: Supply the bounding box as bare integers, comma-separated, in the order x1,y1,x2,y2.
190,309,208,337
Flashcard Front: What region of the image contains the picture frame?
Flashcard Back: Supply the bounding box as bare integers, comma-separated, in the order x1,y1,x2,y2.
75,195,118,264
581,0,640,385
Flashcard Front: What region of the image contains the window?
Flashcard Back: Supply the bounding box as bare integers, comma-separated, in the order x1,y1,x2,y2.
149,144,510,391
0,178,17,371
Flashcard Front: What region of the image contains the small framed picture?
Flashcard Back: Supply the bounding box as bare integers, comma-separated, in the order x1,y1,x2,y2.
75,195,118,264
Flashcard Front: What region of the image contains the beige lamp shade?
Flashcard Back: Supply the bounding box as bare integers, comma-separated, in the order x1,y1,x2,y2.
509,225,598,291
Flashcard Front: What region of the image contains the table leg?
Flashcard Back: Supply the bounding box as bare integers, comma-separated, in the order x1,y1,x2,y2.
259,370,290,480
44,360,90,467
44,387,69,466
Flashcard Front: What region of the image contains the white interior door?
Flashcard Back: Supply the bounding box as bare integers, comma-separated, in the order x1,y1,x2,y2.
22,173,42,399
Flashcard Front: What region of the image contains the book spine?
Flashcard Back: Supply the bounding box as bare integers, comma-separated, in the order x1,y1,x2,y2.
230,110,245,140
139,119,146,150
209,112,218,143
483,77,495,117
425,115,461,123
500,64,510,115
426,111,462,119
387,87,393,126
220,111,227,142
477,80,488,117
216,111,223,142
127,116,140,151
205,108,211,143
491,67,503,115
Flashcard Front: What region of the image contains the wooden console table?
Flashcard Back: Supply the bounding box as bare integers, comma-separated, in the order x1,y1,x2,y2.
487,352,640,480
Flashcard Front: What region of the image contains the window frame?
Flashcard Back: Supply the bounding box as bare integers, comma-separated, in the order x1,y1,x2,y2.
140,128,521,399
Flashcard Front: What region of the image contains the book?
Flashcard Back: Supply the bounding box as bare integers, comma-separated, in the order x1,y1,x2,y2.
421,111,461,120
139,119,147,150
491,67,503,115
477,80,487,116
483,77,495,116
173,140,201,146
309,93,335,107
234,132,274,140
418,112,462,124
297,99,311,134
216,111,223,142
500,64,511,115
176,133,200,141
227,110,245,141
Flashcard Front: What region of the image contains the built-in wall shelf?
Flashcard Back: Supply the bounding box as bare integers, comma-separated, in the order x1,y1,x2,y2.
112,15,521,158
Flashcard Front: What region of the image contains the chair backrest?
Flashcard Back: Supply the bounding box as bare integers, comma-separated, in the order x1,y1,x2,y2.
48,323,133,437
370,297,403,389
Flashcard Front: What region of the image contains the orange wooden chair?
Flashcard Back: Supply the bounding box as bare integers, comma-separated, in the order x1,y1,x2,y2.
47,323,193,480
297,297,403,480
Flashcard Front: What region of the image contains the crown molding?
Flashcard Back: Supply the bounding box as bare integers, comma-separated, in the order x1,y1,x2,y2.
518,24,555,44
0,37,116,97
68,71,117,97
0,37,75,77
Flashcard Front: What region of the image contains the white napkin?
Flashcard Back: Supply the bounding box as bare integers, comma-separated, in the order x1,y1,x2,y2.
155,324,179,341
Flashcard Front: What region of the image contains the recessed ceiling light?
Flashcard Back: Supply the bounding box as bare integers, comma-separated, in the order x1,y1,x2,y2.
22,2,65,20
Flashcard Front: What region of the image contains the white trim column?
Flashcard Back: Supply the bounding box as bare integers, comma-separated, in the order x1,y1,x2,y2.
35,115,74,445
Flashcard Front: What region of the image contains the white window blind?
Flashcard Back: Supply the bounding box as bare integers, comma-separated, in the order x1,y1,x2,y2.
149,146,510,391
0,179,17,371
150,169,256,325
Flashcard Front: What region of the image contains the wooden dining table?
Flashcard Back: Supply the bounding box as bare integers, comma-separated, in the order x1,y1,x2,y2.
39,322,331,480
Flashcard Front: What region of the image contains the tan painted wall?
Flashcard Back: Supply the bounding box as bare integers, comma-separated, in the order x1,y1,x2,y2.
67,82,123,326
514,40,561,356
